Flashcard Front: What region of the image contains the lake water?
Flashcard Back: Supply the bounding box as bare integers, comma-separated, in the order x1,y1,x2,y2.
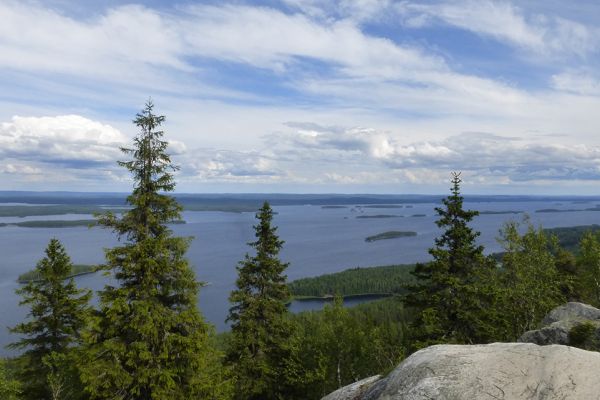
1,200,600,355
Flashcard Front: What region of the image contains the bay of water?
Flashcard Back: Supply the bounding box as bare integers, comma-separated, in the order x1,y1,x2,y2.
1,200,599,355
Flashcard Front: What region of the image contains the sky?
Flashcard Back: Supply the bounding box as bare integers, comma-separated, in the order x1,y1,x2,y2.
1,0,600,194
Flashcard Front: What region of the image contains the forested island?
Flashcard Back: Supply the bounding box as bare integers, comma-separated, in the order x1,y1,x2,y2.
0,219,97,228
18,264,98,283
365,231,417,242
0,205,128,218
288,264,415,298
356,214,401,219
479,210,523,215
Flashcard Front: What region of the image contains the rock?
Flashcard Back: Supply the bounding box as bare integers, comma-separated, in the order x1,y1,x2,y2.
541,302,600,325
323,342,600,400
321,375,381,400
519,302,600,345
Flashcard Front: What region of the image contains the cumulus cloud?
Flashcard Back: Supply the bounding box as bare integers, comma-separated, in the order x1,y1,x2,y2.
271,124,600,183
0,115,126,167
181,149,282,181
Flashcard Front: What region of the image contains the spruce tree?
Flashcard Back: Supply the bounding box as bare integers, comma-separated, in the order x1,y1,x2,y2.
227,201,292,400
80,101,226,399
9,238,91,399
405,172,494,347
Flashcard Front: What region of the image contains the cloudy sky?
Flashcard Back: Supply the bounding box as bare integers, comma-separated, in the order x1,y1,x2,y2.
2,0,600,194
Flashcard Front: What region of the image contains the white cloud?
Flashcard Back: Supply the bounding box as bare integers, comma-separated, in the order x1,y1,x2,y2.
181,149,282,182
0,2,188,87
270,125,600,183
551,70,600,96
0,163,42,175
179,3,442,78
0,115,126,164
1,1,600,193
396,0,597,57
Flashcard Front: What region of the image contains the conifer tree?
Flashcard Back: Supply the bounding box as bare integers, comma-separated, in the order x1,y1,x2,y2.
80,101,227,399
405,172,494,347
9,238,91,400
227,201,292,400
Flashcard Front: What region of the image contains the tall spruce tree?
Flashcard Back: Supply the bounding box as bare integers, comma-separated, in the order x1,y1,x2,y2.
9,238,91,400
227,202,292,400
405,172,494,347
80,101,226,399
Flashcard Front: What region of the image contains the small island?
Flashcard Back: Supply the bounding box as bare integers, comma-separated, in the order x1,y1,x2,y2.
535,208,580,213
18,264,98,283
410,214,426,217
361,205,404,209
356,214,401,219
479,210,523,215
0,219,185,228
321,205,348,209
365,231,417,242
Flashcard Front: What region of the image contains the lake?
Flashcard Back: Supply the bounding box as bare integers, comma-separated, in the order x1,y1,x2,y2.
1,199,600,355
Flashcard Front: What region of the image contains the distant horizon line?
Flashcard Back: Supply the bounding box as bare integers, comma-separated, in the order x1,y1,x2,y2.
1,190,600,199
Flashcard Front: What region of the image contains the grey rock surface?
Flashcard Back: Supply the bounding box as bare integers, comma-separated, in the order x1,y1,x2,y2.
519,302,600,345
322,342,600,400
321,375,381,400
541,302,600,325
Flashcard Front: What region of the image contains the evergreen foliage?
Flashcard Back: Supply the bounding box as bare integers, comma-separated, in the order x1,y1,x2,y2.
0,359,20,400
227,202,293,400
576,231,600,307
79,101,228,399
286,296,408,399
9,238,91,399
405,172,495,347
495,220,565,339
288,264,415,297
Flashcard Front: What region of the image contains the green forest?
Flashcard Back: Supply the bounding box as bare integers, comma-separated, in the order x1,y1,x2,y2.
288,264,415,297
3,104,600,400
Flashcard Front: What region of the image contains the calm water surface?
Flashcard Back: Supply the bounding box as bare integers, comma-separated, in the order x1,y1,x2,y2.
1,200,599,355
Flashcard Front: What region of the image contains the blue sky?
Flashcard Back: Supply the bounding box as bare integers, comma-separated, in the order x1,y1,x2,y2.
1,0,600,194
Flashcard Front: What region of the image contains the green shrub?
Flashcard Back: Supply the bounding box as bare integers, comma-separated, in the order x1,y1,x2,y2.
568,322,598,350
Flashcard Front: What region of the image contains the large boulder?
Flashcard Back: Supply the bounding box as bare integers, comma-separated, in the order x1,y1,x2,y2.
321,342,600,400
322,375,381,400
519,302,600,345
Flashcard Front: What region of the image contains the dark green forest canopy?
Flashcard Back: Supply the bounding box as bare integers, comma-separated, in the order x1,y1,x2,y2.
288,264,416,298
545,224,600,252
17,264,97,283
365,231,417,242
